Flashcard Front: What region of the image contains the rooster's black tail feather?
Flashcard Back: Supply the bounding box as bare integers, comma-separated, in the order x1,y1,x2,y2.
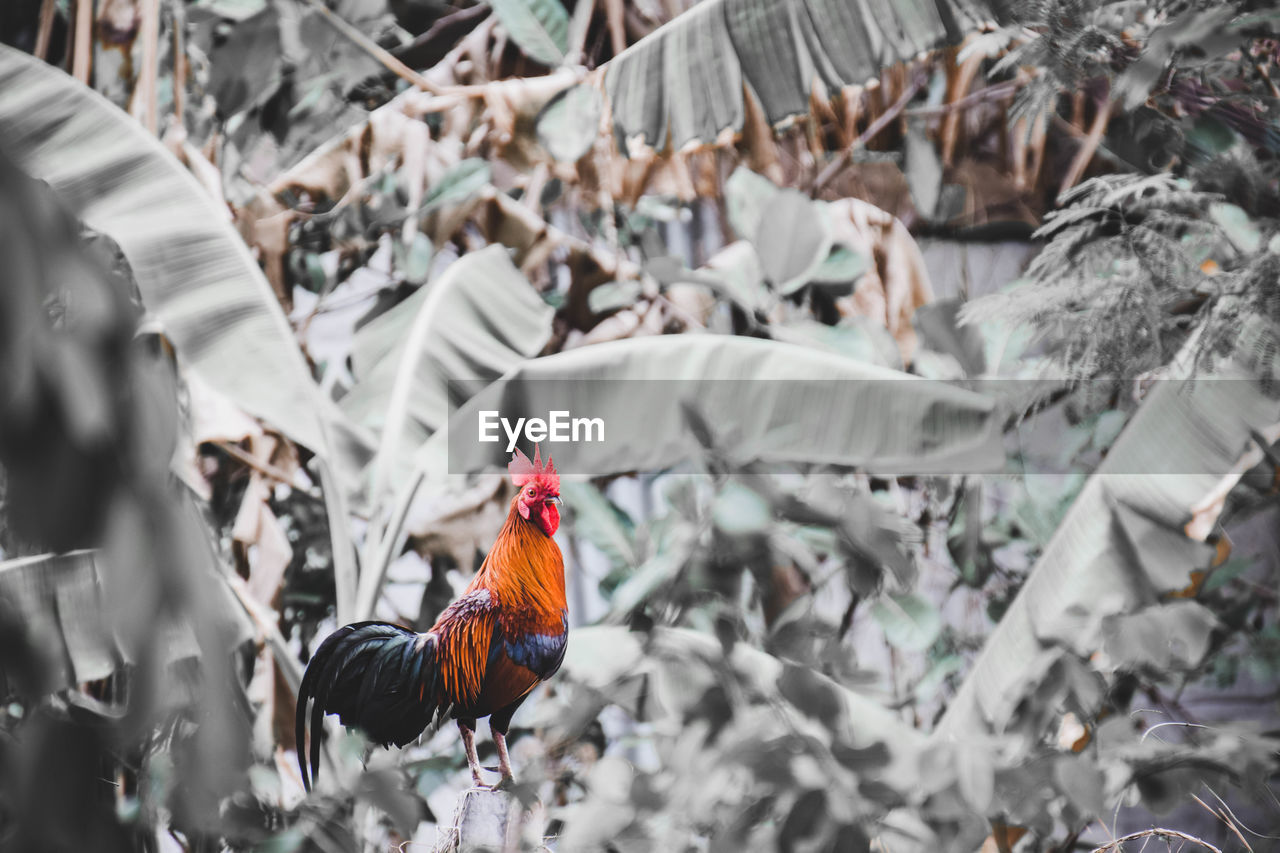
295,621,442,791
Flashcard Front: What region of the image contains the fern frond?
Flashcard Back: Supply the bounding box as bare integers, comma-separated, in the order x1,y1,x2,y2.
962,171,1275,383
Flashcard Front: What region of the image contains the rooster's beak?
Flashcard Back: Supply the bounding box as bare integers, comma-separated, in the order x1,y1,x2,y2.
547,495,562,507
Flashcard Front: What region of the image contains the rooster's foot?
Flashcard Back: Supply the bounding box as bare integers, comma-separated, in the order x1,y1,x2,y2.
487,774,516,792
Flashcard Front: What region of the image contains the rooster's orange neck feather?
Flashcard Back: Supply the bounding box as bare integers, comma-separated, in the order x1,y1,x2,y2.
467,501,566,630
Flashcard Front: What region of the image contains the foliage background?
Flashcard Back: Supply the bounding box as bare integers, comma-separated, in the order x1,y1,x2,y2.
0,0,1278,851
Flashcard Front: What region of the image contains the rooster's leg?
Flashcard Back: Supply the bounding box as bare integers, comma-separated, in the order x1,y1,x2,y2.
457,718,484,787
488,699,525,788
492,730,515,787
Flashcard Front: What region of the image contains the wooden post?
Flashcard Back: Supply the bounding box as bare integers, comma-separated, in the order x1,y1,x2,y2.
434,788,520,853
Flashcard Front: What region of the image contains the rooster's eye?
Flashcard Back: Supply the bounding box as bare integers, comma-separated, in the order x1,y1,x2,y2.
526,487,536,496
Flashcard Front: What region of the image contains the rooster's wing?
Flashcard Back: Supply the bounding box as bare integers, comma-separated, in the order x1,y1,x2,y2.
295,589,498,791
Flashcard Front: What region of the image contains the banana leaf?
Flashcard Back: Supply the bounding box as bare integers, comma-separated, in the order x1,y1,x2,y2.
0,45,343,458
604,0,1001,150
351,335,1001,620
0,550,252,689
937,374,1280,738
345,245,554,506
431,334,1004,478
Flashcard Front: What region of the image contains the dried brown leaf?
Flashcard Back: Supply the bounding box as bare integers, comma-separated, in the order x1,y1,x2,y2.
826,198,934,362
406,474,508,575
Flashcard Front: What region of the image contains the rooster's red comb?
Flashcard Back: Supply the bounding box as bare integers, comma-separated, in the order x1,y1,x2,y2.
509,445,559,491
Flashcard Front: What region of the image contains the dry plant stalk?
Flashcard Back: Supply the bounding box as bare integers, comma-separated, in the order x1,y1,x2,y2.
567,0,596,64
1059,87,1113,198
942,47,985,165
1089,828,1223,853
839,85,862,148
171,0,185,123
73,0,93,84
34,0,57,60
1011,115,1028,190
130,0,160,134
1026,102,1048,190
739,82,784,185
1191,791,1256,851
605,0,627,57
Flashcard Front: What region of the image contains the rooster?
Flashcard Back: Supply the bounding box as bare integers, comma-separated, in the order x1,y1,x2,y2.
296,448,566,791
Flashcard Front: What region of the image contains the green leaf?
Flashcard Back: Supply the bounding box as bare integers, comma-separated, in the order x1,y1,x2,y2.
196,0,268,21
712,481,772,535
1115,6,1238,110
782,790,829,841
356,769,425,838
1203,556,1252,592
1092,409,1128,451
561,625,926,762
954,739,994,813
302,252,328,293
561,482,637,570
537,83,604,162
1102,601,1217,671
397,232,434,285
810,245,868,285
871,593,942,652
1110,497,1216,595
914,654,964,702
778,664,841,727
606,544,690,620
253,828,304,853
634,195,683,222
700,241,770,314
1053,755,1106,818
913,298,986,377
772,319,902,369
422,158,491,212
206,7,283,120
754,189,831,294
904,120,943,220
1210,202,1261,253
488,0,570,66
725,166,780,242
1184,115,1236,158
0,45,342,457
587,280,642,314
911,349,966,379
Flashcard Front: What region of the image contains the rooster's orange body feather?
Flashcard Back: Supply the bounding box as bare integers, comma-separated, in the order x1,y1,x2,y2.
296,448,566,791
